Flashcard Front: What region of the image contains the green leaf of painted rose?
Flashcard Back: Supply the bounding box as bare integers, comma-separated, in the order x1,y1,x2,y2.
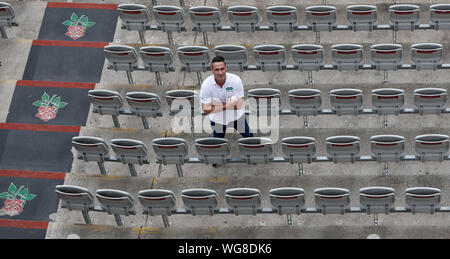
52,96,61,106
86,21,96,27
8,183,16,194
82,17,88,24
25,194,36,201
0,192,9,199
63,20,71,26
42,92,49,102
71,12,78,22
32,101,43,107
58,102,68,108
20,188,28,197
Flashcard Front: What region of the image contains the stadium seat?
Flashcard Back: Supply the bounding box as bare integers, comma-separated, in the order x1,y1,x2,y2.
104,45,139,84
370,43,402,83
329,88,363,116
247,88,281,115
165,89,197,115
227,5,259,32
314,188,350,215
214,44,248,72
88,89,124,128
177,46,211,85
346,5,377,32
110,139,150,176
410,43,443,71
405,187,441,214
238,137,274,164
326,136,360,163
0,2,16,38
429,4,450,30
181,189,219,216
72,136,110,175
291,44,324,84
253,45,287,72
189,6,221,44
95,189,136,226
194,137,232,165
152,137,189,177
125,92,163,129
139,46,175,86
269,187,306,215
288,88,322,117
370,135,405,174
331,44,364,71
117,4,151,43
306,6,337,43
413,88,447,115
138,189,176,227
281,136,316,175
266,5,298,32
371,88,405,116
225,188,263,216
153,5,186,44
389,4,420,42
359,187,396,215
55,185,95,224
415,134,449,162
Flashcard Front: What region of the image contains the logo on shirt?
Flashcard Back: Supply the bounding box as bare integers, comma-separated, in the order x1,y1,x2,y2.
225,87,233,92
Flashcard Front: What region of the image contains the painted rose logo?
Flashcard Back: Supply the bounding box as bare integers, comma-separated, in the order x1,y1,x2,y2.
33,92,68,122
0,183,36,217
63,13,95,40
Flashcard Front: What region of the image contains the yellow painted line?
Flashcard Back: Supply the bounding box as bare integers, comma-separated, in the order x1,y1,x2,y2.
110,128,137,133
160,130,168,136
207,226,217,233
139,227,162,234
208,176,229,183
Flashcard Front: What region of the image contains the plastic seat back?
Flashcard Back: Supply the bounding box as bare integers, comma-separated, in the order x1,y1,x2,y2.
153,5,186,32
110,139,149,165
430,4,450,30
331,44,364,71
330,88,363,116
181,189,219,216
415,134,449,162
177,46,211,72
253,45,287,71
72,136,110,162
314,188,350,215
370,135,405,162
214,45,248,72
195,137,231,165
326,135,360,163
405,187,441,214
165,90,197,115
227,5,259,32
389,4,420,30
346,5,377,31
247,88,281,115
281,136,316,164
140,46,174,73
413,88,447,115
104,45,139,71
189,6,221,32
371,88,405,115
411,43,443,71
238,137,274,164
291,44,324,72
306,6,337,32
96,189,135,216
269,187,306,215
288,89,322,116
225,188,262,215
126,92,162,118
370,44,403,71
118,4,151,31
88,89,124,116
360,187,395,214
138,189,176,216
266,5,298,32
55,185,94,212
152,137,189,165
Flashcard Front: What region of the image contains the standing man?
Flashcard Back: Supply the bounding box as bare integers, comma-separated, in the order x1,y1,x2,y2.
200,56,254,139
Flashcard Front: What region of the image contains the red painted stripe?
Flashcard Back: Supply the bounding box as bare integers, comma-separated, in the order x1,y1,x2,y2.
274,196,299,199
231,196,254,200
145,53,165,57
259,51,279,55
143,197,167,201
287,144,309,148
0,169,66,180
376,50,397,54
0,123,80,133
157,145,179,149
158,11,176,15
411,195,436,199
419,95,441,98
297,51,318,55
351,11,372,15
419,142,443,145
0,8,6,11
200,145,221,149
331,143,354,147
47,2,118,10
194,12,214,16
16,80,95,90
311,12,331,16
435,10,450,14
417,50,437,54
294,96,315,100
394,11,414,15
122,10,142,14
32,40,108,49
0,219,48,229
187,197,210,200
232,12,252,16
378,95,399,99
271,12,292,16
335,95,357,99
337,50,358,54
243,145,265,148
375,143,399,146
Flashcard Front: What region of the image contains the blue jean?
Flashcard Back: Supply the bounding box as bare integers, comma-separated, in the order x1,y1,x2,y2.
210,116,254,138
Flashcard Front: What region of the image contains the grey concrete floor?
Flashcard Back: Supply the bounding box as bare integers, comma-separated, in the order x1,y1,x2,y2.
1,0,450,239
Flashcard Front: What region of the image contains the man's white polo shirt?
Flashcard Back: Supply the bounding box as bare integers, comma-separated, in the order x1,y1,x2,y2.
200,72,245,125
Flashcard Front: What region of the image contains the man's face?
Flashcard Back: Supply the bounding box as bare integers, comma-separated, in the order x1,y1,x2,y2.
212,61,227,82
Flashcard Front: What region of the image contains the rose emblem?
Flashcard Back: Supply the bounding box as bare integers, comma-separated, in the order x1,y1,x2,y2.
36,106,57,122
63,13,95,40
0,183,36,217
1,199,24,216
32,92,68,122
65,25,85,40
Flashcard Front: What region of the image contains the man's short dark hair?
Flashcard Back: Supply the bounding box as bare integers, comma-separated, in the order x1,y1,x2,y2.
212,56,226,65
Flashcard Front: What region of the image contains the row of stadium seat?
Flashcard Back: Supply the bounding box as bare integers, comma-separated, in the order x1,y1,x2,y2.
116,4,450,44
55,184,447,227
104,43,447,85
88,87,449,129
72,134,450,177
